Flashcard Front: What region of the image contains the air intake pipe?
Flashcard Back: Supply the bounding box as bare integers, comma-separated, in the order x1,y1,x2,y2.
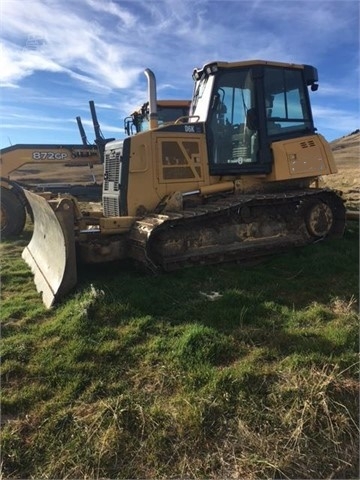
144,68,158,130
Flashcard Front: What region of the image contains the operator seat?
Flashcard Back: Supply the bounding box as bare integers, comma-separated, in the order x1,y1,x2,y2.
246,108,258,131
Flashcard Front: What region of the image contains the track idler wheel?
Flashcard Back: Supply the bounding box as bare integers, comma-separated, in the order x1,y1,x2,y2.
305,201,333,237
303,192,345,239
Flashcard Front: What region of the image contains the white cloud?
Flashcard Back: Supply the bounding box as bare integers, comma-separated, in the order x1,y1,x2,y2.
0,0,358,146
2,0,358,91
81,119,124,134
1,122,74,131
0,41,65,86
315,82,359,100
312,104,359,134
83,0,137,27
0,0,142,90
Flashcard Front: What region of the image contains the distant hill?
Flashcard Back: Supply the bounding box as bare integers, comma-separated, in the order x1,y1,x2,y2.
330,129,359,164
323,130,359,211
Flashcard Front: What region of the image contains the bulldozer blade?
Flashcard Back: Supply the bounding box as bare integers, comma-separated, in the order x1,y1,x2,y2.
22,190,77,308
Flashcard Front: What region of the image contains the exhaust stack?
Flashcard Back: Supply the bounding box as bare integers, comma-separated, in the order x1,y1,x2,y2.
144,68,158,129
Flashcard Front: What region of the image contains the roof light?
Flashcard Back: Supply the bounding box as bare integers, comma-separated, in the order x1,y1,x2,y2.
193,62,219,81
205,63,218,75
192,69,201,81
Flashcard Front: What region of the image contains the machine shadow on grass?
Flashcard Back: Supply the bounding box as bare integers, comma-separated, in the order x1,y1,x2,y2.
76,220,358,314
72,221,359,369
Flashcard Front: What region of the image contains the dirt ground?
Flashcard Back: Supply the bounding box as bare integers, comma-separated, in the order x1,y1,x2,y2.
9,132,359,211
323,131,359,211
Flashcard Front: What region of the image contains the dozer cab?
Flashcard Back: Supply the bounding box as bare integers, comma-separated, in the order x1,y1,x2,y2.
22,60,346,308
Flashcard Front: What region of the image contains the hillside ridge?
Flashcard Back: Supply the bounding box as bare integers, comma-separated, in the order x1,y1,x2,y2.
330,129,360,153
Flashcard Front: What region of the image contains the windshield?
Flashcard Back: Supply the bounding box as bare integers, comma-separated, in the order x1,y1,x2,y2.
206,68,259,166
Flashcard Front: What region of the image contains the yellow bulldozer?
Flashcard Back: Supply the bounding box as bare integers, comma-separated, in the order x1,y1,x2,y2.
21,60,346,308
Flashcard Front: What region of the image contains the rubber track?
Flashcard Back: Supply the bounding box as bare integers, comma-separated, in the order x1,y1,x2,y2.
127,188,346,272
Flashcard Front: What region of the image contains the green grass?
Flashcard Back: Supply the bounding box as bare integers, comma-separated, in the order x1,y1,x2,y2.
1,222,359,479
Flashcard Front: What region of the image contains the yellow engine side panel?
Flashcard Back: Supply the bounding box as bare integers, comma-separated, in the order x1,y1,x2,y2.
126,131,210,216
155,134,209,185
267,134,337,182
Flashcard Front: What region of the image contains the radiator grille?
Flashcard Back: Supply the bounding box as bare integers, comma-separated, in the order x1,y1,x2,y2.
103,196,120,217
103,147,122,217
104,152,121,191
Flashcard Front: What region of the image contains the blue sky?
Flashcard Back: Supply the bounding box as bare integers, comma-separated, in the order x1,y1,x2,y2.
1,0,359,148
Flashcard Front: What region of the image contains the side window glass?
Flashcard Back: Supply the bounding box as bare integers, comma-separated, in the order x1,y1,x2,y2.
264,67,312,135
287,89,303,119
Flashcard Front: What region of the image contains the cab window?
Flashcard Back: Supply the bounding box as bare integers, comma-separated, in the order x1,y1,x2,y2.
264,67,313,136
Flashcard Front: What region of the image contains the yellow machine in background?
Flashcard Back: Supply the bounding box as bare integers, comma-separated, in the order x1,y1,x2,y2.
22,61,346,308
0,101,110,238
